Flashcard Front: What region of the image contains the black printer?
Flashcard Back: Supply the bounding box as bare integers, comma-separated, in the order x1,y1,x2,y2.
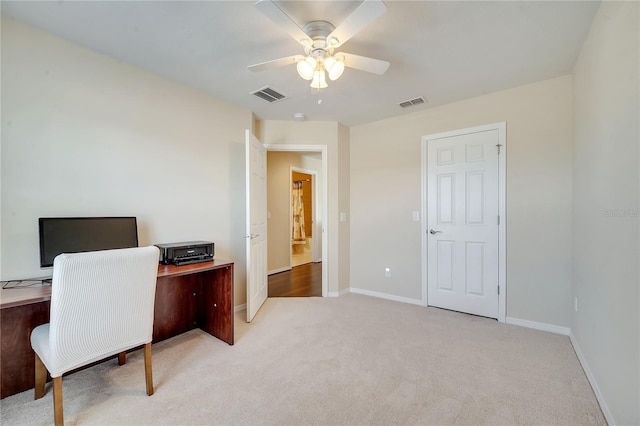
155,241,214,265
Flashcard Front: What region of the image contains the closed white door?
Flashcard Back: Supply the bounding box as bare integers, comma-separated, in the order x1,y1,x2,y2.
426,127,501,318
246,130,268,322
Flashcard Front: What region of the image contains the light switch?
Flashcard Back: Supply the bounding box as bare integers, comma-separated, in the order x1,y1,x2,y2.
412,211,420,221
340,212,347,222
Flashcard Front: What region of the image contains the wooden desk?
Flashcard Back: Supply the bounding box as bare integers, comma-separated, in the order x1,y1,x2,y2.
0,260,234,399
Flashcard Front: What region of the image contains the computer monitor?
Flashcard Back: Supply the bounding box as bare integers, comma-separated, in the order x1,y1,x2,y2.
38,217,138,267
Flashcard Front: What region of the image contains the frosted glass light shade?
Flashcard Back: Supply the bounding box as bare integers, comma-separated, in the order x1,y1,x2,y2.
310,70,328,89
324,56,345,81
296,57,316,80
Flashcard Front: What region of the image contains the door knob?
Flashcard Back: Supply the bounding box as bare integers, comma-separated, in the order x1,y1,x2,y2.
429,229,442,235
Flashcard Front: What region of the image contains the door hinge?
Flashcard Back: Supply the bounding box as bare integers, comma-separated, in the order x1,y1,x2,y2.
497,215,500,225
496,144,502,154
497,286,500,295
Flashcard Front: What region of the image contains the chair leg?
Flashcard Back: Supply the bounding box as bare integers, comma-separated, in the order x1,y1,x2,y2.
144,342,154,396
118,351,126,366
34,353,47,400
52,376,63,426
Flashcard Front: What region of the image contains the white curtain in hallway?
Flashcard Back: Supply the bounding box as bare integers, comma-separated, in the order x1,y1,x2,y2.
292,181,306,242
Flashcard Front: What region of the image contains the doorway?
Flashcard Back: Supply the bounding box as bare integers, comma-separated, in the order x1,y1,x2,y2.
291,169,315,267
421,122,506,321
265,145,328,298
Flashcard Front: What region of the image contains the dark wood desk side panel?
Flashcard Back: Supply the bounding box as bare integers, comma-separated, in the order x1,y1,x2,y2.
200,264,234,345
0,302,50,398
153,274,201,343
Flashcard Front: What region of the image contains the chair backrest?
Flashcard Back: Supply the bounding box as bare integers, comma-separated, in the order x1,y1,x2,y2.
48,246,159,375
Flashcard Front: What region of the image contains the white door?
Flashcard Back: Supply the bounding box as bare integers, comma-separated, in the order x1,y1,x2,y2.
426,127,501,318
246,130,268,322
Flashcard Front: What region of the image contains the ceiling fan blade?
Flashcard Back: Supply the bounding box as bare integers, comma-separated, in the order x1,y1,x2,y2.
340,52,390,75
248,55,304,72
327,0,387,48
255,0,312,46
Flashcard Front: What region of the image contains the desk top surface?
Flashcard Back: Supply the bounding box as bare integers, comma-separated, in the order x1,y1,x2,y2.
1,259,233,310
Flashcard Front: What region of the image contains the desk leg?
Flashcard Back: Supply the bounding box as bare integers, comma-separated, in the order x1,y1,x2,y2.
200,265,234,345
1,302,50,398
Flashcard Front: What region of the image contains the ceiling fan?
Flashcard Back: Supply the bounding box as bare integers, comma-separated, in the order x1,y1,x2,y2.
248,0,390,89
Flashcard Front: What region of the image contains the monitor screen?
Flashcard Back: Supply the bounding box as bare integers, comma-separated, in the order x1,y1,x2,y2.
39,217,139,267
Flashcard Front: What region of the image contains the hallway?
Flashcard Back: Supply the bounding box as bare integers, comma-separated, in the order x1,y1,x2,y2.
268,262,322,297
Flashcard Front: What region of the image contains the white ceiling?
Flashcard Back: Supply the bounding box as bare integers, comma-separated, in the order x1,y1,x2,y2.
1,1,600,127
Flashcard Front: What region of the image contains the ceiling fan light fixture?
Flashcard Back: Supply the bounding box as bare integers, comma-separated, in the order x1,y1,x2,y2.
296,57,316,80
250,0,390,91
324,55,345,81
310,70,328,89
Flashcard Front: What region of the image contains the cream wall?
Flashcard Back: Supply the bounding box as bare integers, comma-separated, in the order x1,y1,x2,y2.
350,75,574,326
571,2,639,424
1,17,253,306
258,120,349,295
266,151,322,273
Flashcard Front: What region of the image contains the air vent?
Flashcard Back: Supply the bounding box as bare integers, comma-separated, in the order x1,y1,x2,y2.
251,86,287,103
398,96,427,108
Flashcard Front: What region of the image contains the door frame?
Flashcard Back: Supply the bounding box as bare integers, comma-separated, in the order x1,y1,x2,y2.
289,167,318,266
265,144,328,298
420,122,507,322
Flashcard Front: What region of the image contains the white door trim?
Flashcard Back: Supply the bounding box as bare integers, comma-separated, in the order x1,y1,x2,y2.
421,122,507,322
290,167,318,266
264,144,328,298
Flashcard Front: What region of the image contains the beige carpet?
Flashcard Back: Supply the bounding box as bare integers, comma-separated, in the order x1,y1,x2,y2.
1,294,605,425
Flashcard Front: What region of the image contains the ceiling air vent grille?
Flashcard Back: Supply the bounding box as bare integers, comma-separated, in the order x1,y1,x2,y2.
399,96,427,108
251,86,287,103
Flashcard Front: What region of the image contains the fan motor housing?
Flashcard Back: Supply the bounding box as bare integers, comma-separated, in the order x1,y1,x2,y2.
303,20,336,46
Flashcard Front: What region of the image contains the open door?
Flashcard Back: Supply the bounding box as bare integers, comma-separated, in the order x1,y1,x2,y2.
246,129,268,322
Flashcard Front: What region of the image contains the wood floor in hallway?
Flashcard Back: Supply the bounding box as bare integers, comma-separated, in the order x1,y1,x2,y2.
268,262,322,297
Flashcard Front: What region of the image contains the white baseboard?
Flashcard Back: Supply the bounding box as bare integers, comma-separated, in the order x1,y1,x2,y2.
268,266,291,275
569,331,615,425
505,318,616,423
349,287,424,306
234,303,246,313
505,316,570,335
327,288,350,297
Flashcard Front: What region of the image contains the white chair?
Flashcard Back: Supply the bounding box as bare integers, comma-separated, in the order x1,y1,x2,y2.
31,246,160,426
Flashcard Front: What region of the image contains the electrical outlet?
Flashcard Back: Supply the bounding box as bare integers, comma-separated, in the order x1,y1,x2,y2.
574,297,578,312
385,267,391,277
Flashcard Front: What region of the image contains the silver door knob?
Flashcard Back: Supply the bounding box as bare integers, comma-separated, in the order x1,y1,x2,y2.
429,229,442,235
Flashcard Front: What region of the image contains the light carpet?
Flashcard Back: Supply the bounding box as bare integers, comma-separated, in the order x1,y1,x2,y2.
0,294,605,425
